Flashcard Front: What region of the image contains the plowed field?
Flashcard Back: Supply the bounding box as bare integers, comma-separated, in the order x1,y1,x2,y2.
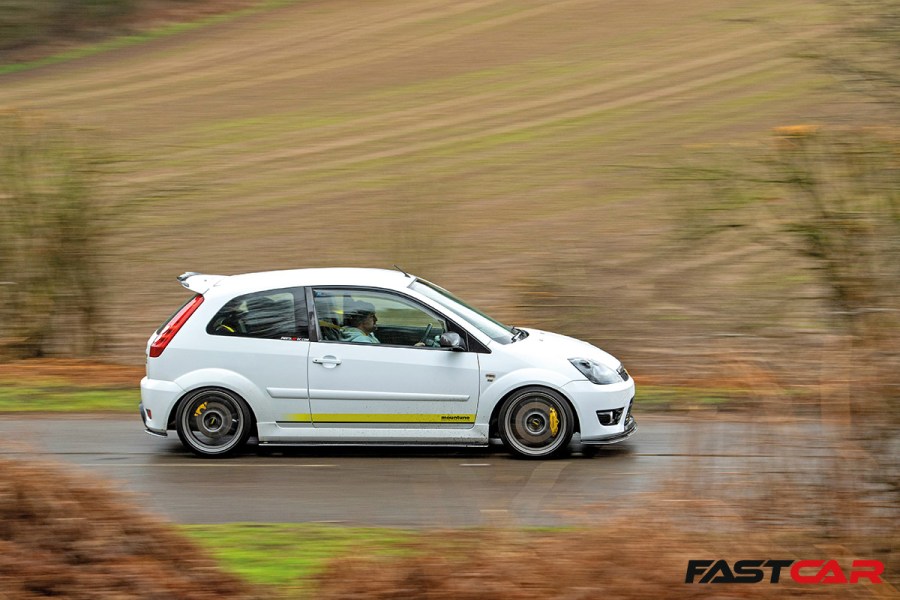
0,0,860,374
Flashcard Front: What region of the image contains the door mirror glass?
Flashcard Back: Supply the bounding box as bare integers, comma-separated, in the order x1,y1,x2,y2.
439,332,466,351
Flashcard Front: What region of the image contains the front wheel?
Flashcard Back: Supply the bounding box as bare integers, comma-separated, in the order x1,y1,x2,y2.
176,388,252,457
498,387,574,459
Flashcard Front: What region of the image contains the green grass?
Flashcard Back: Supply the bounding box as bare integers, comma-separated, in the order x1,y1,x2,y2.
638,385,738,409
0,381,745,413
0,384,138,412
181,523,415,591
182,523,584,594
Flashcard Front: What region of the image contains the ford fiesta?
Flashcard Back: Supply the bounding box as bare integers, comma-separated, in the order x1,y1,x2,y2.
140,268,636,458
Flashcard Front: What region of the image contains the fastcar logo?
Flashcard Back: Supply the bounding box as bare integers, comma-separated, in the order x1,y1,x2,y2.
685,559,884,584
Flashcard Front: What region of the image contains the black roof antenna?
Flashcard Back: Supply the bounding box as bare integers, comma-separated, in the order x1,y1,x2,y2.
393,264,412,278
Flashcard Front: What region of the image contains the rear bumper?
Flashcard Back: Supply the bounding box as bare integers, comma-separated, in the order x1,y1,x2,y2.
139,402,168,437
140,376,183,433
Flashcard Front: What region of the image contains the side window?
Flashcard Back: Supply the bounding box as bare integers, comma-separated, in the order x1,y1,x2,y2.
207,287,309,340
313,289,446,347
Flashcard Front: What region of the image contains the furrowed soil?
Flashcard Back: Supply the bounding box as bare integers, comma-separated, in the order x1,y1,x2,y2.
0,0,881,386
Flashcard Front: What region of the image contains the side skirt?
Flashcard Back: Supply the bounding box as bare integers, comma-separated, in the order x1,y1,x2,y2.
256,422,490,445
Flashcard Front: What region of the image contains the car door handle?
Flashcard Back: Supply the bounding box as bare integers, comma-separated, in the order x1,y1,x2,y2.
312,356,342,367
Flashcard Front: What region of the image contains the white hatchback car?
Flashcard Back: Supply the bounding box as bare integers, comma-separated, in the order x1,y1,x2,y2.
140,268,635,458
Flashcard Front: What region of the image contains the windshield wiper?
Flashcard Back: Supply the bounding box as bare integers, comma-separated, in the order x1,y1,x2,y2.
510,327,528,342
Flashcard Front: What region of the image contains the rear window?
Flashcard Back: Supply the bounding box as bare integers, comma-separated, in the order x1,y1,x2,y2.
207,287,309,340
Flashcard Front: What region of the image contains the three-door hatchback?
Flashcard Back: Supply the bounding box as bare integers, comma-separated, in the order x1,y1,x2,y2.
140,268,636,458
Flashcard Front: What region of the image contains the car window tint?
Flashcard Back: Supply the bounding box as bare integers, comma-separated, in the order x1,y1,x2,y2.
208,287,309,340
313,288,445,347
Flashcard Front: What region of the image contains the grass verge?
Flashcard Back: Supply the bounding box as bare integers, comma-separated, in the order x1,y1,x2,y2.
181,523,415,595
0,381,748,414
0,384,138,412
182,520,896,598
638,384,739,410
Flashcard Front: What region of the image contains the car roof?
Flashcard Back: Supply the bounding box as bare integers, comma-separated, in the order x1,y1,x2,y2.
184,268,416,297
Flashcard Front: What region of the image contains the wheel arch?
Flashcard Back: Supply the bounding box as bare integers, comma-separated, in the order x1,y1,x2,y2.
166,368,263,431
488,383,581,438
167,385,260,433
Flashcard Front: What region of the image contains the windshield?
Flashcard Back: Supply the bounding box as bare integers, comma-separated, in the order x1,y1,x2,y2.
410,279,514,344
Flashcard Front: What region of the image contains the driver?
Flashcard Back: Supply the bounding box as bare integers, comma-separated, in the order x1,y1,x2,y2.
340,300,381,344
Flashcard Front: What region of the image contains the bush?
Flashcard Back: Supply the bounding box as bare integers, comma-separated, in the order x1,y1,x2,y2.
0,111,112,358
0,0,137,52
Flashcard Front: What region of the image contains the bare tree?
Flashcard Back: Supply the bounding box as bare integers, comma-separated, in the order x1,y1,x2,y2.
769,126,900,341
821,0,900,111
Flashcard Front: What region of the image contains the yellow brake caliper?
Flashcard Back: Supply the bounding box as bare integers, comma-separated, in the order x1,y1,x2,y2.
549,408,559,437
193,401,208,417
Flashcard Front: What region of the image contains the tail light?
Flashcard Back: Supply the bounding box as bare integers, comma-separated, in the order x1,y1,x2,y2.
149,295,204,358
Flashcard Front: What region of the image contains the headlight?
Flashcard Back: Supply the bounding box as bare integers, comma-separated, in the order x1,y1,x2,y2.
568,358,624,385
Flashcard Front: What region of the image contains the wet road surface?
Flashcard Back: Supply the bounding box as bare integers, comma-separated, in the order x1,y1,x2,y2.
0,415,841,527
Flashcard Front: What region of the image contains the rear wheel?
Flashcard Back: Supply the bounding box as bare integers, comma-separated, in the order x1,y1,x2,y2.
498,387,574,459
176,388,252,457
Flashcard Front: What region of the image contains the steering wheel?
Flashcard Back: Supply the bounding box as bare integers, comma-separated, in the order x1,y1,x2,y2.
418,323,434,346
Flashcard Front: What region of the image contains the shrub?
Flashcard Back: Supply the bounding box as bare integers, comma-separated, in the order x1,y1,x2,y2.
0,111,112,358
0,0,137,52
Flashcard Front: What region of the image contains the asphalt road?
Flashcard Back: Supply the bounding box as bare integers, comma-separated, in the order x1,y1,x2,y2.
0,415,841,527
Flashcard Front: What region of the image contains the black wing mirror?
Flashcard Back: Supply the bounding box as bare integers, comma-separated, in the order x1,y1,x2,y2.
439,332,467,352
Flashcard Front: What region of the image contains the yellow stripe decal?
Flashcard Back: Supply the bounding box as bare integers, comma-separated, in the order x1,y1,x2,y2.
285,414,475,424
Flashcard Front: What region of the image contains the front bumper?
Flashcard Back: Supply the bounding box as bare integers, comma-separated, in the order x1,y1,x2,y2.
580,414,637,445
563,379,636,444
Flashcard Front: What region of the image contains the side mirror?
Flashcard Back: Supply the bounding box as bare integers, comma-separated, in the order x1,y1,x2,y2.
439,332,467,352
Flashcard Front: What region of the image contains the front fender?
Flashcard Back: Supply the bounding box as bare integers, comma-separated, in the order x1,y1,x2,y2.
476,368,577,423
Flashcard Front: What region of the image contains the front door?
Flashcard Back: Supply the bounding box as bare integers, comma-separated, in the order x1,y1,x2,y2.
307,288,480,427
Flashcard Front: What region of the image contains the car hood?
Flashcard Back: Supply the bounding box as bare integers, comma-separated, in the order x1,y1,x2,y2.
515,328,620,368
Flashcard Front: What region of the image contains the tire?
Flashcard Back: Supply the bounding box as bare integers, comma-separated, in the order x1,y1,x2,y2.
498,387,574,459
175,388,252,457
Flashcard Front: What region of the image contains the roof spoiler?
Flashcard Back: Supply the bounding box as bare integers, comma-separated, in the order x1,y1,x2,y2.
177,272,226,294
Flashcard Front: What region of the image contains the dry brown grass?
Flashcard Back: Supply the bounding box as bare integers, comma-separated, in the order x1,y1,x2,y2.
311,508,893,599
0,359,143,388
0,457,258,599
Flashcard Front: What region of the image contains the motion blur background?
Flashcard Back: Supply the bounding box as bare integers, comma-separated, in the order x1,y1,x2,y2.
1,0,897,396
0,0,897,596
